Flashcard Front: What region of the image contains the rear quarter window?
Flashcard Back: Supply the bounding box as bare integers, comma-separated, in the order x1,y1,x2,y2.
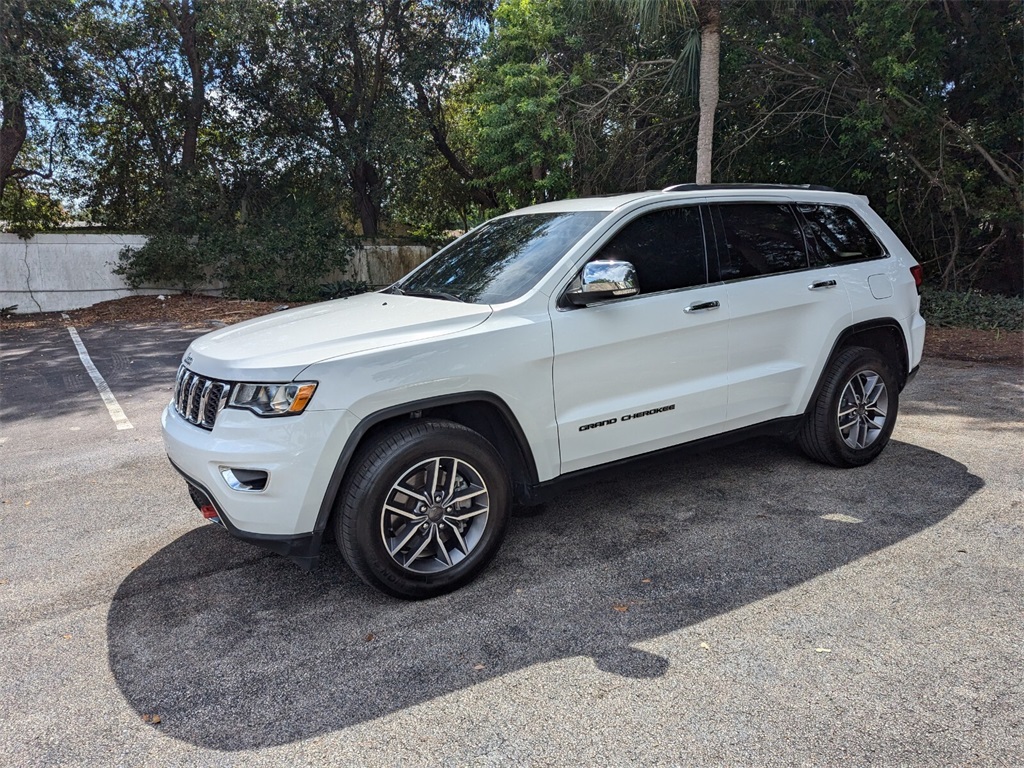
799,204,886,265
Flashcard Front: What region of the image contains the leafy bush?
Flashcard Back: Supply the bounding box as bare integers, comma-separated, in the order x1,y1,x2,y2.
114,172,355,301
319,279,371,300
920,288,1023,331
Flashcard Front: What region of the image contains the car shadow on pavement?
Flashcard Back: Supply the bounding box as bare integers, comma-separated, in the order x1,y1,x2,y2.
106,439,981,750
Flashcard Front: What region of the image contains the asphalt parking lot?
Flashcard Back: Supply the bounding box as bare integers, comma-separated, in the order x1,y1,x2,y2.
1,321,1021,766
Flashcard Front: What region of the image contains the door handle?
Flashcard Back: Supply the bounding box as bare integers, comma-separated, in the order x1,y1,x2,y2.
808,279,838,290
684,300,720,313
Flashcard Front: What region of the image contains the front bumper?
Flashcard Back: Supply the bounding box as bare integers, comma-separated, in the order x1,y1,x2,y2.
161,402,360,562
170,459,321,569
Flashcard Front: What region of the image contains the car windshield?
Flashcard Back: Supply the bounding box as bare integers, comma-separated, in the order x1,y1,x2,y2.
391,211,607,304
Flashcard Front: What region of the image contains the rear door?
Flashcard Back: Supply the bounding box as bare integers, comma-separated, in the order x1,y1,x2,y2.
551,204,730,474
709,202,852,429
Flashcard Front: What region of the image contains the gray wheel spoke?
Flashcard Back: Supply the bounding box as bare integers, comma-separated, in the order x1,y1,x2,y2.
855,419,870,448
445,459,460,501
406,526,435,563
436,530,454,567
442,519,469,554
448,506,487,522
395,482,430,505
390,522,426,556
451,488,487,505
428,457,442,498
384,503,423,521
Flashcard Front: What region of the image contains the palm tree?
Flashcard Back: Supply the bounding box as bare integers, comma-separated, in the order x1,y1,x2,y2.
619,0,722,184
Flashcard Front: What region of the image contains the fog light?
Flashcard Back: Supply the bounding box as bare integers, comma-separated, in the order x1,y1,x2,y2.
220,467,269,492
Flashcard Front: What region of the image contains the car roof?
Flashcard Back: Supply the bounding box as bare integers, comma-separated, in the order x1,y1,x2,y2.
504,185,866,215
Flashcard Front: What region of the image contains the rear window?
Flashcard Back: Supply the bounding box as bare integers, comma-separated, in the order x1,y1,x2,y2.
715,203,809,279
800,205,886,265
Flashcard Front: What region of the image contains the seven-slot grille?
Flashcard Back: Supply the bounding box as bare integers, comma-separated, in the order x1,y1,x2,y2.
174,366,231,430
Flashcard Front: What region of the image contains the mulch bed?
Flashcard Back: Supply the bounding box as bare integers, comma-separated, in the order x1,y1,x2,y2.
2,294,1021,368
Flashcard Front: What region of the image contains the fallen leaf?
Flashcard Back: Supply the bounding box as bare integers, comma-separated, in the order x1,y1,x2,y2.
364,633,375,642
472,663,485,671
612,603,629,613
62,634,72,640
640,578,652,584
24,501,31,507
815,647,832,653
142,714,161,725
700,642,710,650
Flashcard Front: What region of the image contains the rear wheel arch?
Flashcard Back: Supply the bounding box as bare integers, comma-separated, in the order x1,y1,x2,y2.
832,320,910,388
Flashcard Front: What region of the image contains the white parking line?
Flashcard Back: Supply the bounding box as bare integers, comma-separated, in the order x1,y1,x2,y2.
67,327,134,431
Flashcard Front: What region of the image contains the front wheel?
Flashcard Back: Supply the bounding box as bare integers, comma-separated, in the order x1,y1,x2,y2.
798,346,899,468
335,419,511,599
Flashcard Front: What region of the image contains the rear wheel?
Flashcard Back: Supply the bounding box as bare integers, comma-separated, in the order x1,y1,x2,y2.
798,346,899,467
335,419,510,599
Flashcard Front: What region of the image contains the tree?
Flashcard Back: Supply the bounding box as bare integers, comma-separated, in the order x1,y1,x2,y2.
721,0,1022,292
154,0,206,171
469,0,576,207
76,0,239,227
228,1,488,237
606,0,721,183
0,0,82,200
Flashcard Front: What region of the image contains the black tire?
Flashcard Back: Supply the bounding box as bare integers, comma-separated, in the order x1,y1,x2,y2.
334,419,511,599
798,346,899,468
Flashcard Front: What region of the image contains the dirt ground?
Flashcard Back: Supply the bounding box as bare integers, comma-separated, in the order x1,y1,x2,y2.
2,293,1021,368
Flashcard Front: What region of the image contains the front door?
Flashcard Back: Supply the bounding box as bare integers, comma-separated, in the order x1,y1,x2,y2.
551,205,730,474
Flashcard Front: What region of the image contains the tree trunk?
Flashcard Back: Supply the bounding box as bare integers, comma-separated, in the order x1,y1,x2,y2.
160,0,205,171
695,0,721,185
412,83,498,209
0,96,27,199
351,160,380,237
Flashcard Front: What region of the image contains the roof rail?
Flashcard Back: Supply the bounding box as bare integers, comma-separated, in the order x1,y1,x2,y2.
662,183,836,193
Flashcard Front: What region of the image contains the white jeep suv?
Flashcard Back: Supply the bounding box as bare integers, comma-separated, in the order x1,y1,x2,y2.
162,185,925,598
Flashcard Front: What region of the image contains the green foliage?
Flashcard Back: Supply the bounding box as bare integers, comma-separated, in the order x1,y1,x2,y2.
919,288,1023,331
717,0,1022,294
114,171,355,301
469,0,576,207
0,185,68,237
319,279,372,300
5,0,1021,302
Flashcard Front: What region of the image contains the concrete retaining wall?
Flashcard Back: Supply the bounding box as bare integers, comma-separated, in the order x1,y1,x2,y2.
0,233,434,314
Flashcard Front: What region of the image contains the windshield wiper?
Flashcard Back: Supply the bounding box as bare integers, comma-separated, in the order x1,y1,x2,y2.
394,288,463,302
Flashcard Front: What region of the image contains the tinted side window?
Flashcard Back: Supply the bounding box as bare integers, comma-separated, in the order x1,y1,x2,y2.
715,203,808,279
597,206,707,294
800,205,885,265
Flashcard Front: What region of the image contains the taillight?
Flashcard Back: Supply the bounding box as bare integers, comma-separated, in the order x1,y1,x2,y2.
910,264,923,293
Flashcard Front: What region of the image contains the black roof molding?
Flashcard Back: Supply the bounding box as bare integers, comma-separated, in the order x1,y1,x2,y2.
662,183,836,193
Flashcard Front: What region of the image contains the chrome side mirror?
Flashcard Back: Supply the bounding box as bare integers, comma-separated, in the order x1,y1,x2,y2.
566,260,640,306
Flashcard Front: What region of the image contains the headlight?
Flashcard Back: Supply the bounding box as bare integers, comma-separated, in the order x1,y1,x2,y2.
229,381,317,416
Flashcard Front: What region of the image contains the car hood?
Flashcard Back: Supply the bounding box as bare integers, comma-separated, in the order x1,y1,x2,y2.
182,292,492,381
